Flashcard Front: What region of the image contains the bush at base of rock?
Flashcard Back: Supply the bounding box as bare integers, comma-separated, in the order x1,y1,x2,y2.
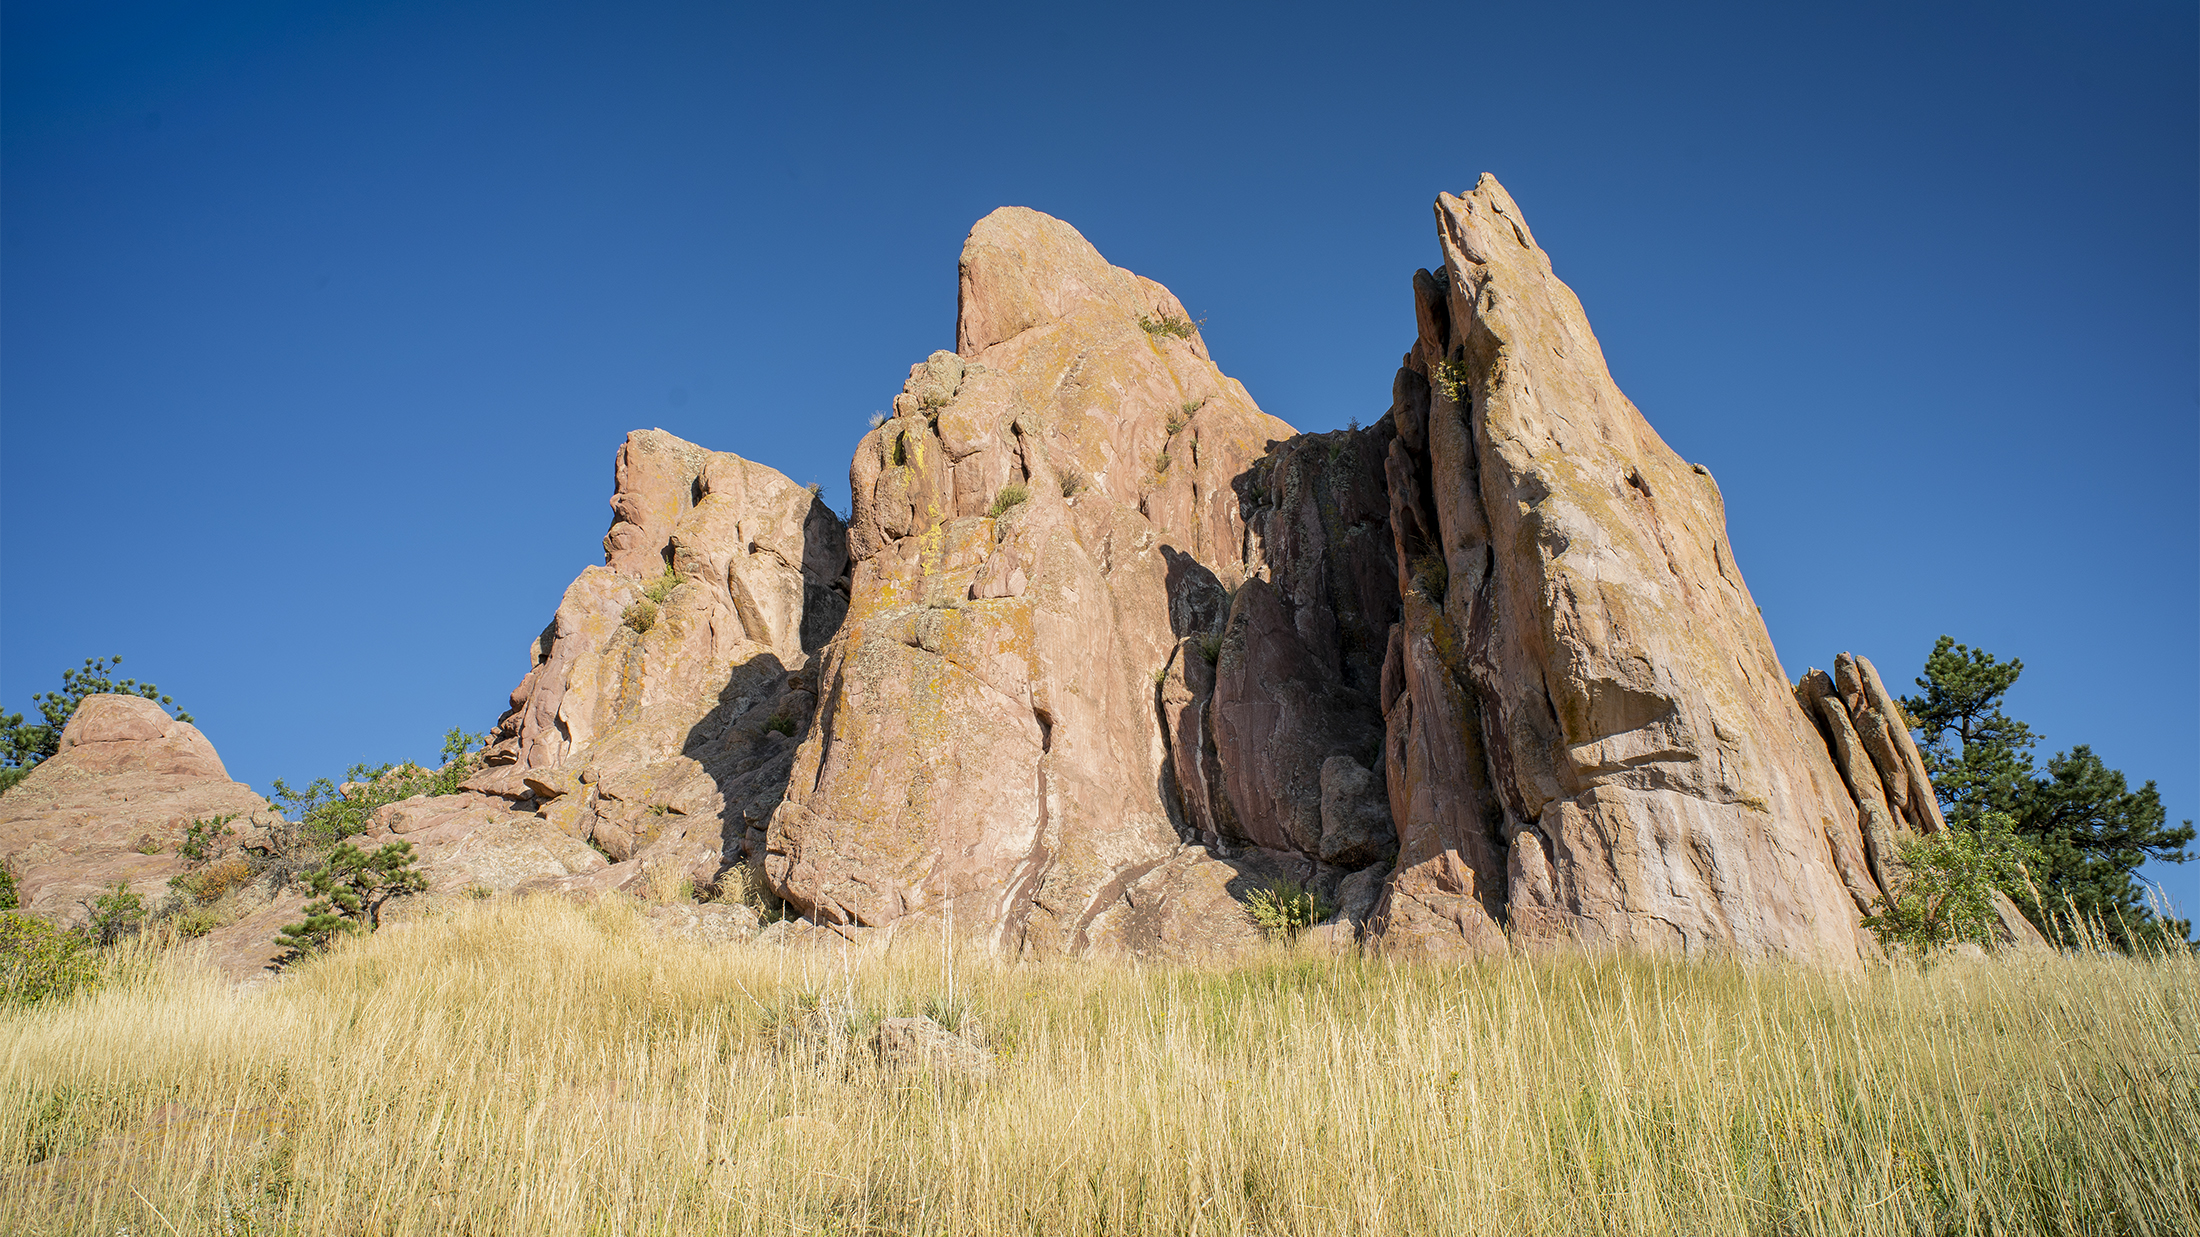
1862,814,2040,955
0,912,101,1006
1245,878,1334,941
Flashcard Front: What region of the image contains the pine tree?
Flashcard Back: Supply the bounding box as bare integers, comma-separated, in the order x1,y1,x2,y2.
274,841,427,958
1901,636,2193,949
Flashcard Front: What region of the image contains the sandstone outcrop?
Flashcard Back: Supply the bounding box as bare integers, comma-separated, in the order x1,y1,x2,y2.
767,206,1305,957
355,428,851,903
753,182,1956,964
0,695,281,926
8,180,1993,976
1363,176,1877,962
0,694,308,977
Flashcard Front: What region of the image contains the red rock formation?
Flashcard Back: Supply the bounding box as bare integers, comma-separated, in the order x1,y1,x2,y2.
1367,176,1875,962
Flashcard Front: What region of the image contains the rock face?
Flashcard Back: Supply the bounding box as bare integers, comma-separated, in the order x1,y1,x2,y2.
752,184,1942,964
361,428,851,901
1365,176,1875,962
6,180,1971,975
766,206,1303,957
0,695,280,926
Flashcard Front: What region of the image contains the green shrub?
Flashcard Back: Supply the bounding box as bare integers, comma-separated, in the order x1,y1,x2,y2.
1199,632,1224,664
1058,469,1086,498
623,599,658,633
87,882,144,947
764,713,798,738
0,858,18,911
1153,451,1173,476
641,567,685,605
269,729,485,851
1166,412,1188,436
275,840,428,958
1863,814,2043,955
986,483,1030,519
1245,879,1334,941
0,913,100,1005
1138,314,1201,340
178,814,238,864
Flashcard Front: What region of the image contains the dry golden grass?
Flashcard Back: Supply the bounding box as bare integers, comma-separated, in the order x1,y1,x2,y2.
3,894,2194,1235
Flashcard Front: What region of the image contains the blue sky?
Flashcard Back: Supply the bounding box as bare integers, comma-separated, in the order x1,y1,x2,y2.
5,1,2194,918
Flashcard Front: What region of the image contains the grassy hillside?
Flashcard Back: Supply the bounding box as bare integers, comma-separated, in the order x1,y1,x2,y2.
3,896,2193,1235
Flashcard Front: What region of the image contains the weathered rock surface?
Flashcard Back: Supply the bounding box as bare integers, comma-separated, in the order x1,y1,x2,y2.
0,696,281,926
766,206,1304,958
1364,175,1876,962
359,429,852,902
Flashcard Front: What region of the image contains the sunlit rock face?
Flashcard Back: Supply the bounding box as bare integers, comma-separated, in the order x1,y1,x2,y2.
766,206,1298,958
1367,175,1874,963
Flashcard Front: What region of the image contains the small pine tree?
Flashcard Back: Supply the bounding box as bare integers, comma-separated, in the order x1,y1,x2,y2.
275,841,427,958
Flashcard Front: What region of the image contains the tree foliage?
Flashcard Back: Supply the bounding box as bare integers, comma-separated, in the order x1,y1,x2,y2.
271,727,487,848
275,840,427,957
0,656,191,795
1902,636,2193,950
1862,813,2040,954
0,913,101,1006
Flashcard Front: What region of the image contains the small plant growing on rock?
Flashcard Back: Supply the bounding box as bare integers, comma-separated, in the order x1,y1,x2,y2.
275,840,427,958
641,566,684,605
1410,555,1449,603
178,815,238,864
1153,451,1173,476
1199,631,1224,664
986,483,1030,519
1165,411,1188,435
1432,358,1471,404
764,713,798,738
1058,468,1086,498
1245,878,1334,941
133,835,164,855
1138,314,1201,340
868,411,887,429
623,599,659,634
172,858,253,906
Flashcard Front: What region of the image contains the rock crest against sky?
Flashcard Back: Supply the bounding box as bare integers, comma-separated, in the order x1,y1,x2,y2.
0,180,2064,964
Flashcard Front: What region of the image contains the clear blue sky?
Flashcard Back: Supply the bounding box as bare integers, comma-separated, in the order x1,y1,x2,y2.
6,1,2194,918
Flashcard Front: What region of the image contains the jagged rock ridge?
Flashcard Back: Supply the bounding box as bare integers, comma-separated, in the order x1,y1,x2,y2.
3,177,1992,970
